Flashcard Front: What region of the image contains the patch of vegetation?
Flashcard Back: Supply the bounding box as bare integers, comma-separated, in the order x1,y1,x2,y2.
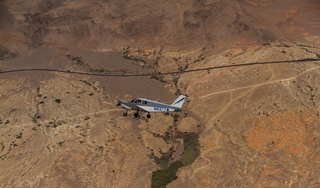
173,76,181,95
122,47,131,59
154,60,159,66
172,114,179,124
152,161,182,187
0,143,4,153
66,54,86,66
172,57,181,62
275,44,291,47
66,54,109,74
194,54,205,63
58,141,65,147
80,80,92,86
151,75,166,83
173,77,179,87
0,145,11,160
122,47,155,70
48,119,65,128
0,45,18,60
16,133,22,139
31,114,40,123
91,68,107,73
151,133,200,188
55,99,61,103
32,115,38,123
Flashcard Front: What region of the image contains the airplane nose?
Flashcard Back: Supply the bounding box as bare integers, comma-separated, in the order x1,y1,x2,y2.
116,100,121,106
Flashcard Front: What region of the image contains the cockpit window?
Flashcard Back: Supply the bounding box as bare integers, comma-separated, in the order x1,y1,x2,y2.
132,99,147,104
133,99,141,104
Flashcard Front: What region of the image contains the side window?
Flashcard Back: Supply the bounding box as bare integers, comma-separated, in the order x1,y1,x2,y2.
132,99,147,104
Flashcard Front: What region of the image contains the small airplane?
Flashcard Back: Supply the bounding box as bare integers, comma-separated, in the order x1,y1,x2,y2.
117,95,186,118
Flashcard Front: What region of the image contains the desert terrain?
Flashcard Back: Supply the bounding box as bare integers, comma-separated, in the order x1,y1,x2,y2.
1,0,320,187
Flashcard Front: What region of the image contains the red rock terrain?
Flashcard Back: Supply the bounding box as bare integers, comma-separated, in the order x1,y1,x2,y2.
0,0,320,187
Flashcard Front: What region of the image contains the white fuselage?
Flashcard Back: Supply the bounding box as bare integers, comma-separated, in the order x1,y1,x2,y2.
117,95,186,118
118,98,181,112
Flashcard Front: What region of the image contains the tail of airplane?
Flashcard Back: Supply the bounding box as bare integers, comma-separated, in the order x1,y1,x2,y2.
171,95,186,109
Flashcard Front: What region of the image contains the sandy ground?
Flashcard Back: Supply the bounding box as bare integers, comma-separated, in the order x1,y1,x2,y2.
1,0,320,187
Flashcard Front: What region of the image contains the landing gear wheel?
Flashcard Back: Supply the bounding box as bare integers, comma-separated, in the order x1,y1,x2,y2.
134,112,139,118
123,112,127,117
147,114,151,119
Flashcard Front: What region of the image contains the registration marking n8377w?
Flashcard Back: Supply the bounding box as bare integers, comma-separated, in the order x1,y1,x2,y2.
154,107,169,111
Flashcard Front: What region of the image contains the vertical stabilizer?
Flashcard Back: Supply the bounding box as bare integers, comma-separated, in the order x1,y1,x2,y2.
171,95,186,109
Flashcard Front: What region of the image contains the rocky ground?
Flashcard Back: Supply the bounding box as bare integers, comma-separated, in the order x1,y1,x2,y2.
1,0,320,187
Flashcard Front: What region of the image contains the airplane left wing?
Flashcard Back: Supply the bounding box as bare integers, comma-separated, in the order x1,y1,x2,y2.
117,100,147,112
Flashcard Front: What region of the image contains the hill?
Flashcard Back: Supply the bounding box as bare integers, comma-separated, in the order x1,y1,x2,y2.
1,0,320,187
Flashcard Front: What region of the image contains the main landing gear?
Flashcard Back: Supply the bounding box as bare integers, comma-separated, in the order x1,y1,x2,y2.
123,111,151,118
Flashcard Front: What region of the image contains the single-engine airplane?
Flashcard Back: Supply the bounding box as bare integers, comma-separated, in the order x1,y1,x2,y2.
117,95,186,118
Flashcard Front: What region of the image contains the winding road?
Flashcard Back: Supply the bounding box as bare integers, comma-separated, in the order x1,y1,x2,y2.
0,58,319,77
